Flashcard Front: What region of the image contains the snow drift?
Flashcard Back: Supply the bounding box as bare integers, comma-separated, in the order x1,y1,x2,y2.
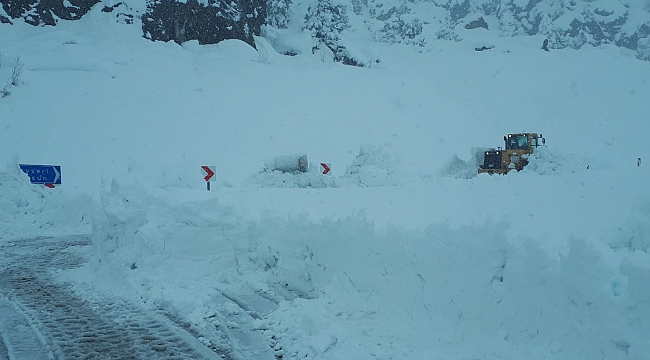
84,177,650,359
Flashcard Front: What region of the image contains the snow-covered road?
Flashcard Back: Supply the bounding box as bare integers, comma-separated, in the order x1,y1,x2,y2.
0,236,232,360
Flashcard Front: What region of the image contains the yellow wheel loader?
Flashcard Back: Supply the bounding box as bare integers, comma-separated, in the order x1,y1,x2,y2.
478,133,545,175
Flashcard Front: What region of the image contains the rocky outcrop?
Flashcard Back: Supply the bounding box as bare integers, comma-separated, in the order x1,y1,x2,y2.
0,0,265,48
1,0,649,63
0,0,100,25
142,0,265,48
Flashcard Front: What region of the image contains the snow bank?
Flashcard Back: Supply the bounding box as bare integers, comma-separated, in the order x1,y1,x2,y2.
92,178,238,277
0,162,93,241
244,169,337,188
244,145,410,188
86,178,650,360
438,147,489,179
523,146,600,174
608,196,650,253
340,144,407,187
260,220,650,359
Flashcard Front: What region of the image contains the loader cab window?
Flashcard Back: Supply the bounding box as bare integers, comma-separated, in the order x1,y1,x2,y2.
507,134,529,150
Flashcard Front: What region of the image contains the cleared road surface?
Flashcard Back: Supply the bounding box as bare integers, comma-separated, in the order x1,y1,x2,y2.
0,236,231,360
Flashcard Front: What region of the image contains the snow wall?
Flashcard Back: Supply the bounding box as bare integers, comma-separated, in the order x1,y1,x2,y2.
0,162,93,240
88,177,650,360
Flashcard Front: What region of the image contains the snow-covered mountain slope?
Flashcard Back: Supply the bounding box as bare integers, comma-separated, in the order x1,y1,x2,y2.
2,0,650,62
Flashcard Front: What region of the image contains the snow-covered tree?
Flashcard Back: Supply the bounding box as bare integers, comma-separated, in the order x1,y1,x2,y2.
372,5,425,45
304,0,357,65
266,0,292,28
496,4,524,37
436,14,461,41
638,37,650,61
435,0,472,41
381,16,424,43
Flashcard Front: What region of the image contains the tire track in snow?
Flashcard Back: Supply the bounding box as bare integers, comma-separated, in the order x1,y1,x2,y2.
204,290,279,359
0,330,10,360
0,236,226,360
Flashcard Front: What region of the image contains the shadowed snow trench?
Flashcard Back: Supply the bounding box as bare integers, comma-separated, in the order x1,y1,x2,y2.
0,236,225,360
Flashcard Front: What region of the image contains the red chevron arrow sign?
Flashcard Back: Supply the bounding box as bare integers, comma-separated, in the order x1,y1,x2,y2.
320,163,331,175
201,166,215,182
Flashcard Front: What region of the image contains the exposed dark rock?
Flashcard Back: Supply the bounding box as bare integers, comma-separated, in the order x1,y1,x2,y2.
475,45,494,51
465,16,488,30
567,16,626,47
141,0,265,48
0,0,100,26
615,23,650,50
99,2,135,24
101,2,122,12
444,0,471,23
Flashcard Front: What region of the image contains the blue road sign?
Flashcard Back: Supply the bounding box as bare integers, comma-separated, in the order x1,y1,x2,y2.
19,164,61,185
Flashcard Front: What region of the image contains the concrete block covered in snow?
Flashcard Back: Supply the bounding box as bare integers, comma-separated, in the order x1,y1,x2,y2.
264,154,309,173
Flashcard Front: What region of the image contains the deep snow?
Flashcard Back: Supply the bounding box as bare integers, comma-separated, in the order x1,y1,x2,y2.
1,7,650,360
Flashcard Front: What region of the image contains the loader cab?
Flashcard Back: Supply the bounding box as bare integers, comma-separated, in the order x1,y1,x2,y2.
504,133,545,152
505,134,529,151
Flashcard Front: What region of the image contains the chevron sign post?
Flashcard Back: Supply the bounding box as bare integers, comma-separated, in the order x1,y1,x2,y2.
201,166,216,190
320,163,331,175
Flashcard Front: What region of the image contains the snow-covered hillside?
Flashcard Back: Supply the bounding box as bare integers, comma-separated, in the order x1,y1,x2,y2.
1,7,650,360
2,0,650,62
